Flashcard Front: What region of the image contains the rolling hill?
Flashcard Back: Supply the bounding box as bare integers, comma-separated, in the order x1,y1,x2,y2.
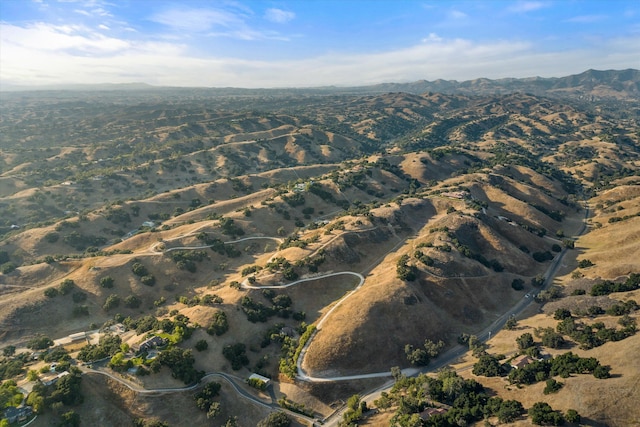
0,70,638,426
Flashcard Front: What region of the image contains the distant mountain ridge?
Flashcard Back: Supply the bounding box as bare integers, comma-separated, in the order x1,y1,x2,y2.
360,69,640,101
2,69,638,101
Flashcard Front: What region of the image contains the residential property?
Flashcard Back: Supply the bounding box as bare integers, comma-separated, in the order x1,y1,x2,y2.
135,336,166,353
510,354,534,369
3,406,33,423
293,183,307,193
419,407,448,420
40,370,69,386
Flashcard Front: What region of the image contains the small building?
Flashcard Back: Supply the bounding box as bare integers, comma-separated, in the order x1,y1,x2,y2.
249,373,270,387
41,370,70,386
510,354,534,369
419,407,448,420
135,336,166,353
69,332,87,342
40,372,58,386
4,406,33,423
293,183,307,193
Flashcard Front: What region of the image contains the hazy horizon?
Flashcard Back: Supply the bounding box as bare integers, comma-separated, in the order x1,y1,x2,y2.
1,0,639,90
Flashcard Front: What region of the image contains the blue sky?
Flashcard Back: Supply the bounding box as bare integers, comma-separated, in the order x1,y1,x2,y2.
0,0,638,88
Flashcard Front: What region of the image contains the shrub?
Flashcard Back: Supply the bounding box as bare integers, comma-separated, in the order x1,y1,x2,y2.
59,279,75,295
194,340,208,352
0,262,17,274
511,278,525,290
27,334,54,350
141,275,156,286
45,232,60,243
131,262,148,276
124,295,141,309
543,378,563,394
578,259,594,268
222,343,249,370
44,287,59,298
103,294,121,311
533,251,554,262
207,311,229,336
100,276,115,288
72,305,89,317
72,291,87,303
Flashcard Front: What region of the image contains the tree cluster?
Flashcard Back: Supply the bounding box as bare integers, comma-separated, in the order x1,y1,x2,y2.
404,339,445,366
396,254,418,281
194,382,221,420
590,273,639,296
77,334,122,363
206,310,229,336
158,347,204,384
222,343,249,370
376,369,525,427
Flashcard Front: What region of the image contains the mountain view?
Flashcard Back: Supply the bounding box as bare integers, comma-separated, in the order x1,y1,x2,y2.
1,1,639,427
1,68,639,427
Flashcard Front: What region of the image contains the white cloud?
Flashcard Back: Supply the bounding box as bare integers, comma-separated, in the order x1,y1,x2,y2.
508,1,547,13
1,22,129,58
148,5,289,41
149,8,243,33
1,20,638,89
449,10,468,19
264,8,295,24
421,33,443,43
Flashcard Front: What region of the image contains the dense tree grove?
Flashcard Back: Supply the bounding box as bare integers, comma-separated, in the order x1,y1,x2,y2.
404,339,444,366
157,347,204,384
193,382,222,420
508,351,610,385
222,343,249,370
77,334,122,362
374,369,526,426
257,411,292,427
590,273,639,296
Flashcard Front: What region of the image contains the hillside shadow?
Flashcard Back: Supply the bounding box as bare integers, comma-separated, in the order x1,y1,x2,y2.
578,417,608,427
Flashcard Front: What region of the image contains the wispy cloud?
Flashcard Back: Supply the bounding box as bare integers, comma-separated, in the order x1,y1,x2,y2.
449,10,468,19
565,15,607,23
264,8,295,24
508,1,548,13
149,8,245,33
2,23,129,54
149,5,290,41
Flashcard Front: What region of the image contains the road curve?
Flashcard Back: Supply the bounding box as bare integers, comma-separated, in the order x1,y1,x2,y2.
240,270,367,382
150,235,282,253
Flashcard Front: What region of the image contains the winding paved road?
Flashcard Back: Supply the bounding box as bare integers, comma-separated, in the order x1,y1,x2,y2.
61,203,589,425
